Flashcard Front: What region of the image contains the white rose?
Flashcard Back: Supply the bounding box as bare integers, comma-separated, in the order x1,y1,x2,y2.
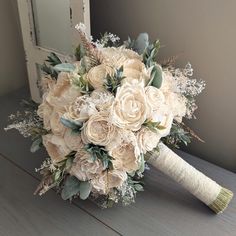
123,60,143,80
145,86,165,112
121,59,150,85
136,127,161,154
64,95,98,122
42,134,70,163
123,59,145,72
81,112,117,146
110,82,151,131
108,130,140,173
151,111,174,138
63,129,83,151
91,170,127,194
87,64,114,89
145,86,175,137
46,72,81,109
70,150,104,181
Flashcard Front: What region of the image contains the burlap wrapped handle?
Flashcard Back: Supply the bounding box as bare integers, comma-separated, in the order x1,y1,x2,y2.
147,143,233,214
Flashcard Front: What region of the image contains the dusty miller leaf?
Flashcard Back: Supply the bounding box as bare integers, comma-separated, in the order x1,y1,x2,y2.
79,181,92,200
61,176,80,200
54,63,76,73
30,137,42,153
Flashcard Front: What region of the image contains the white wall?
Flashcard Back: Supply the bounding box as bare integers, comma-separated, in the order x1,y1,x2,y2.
0,0,27,96
91,0,236,171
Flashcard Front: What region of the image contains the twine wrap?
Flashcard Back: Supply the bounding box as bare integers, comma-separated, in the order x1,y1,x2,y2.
147,143,233,214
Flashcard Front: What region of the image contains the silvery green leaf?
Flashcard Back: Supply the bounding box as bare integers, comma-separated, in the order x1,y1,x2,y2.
134,33,149,54
137,153,145,174
60,117,82,130
79,181,92,200
30,137,42,153
150,64,163,89
61,176,80,200
134,184,144,192
54,170,61,181
54,63,76,72
65,157,74,170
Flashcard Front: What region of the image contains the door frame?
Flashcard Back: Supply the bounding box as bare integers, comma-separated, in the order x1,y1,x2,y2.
17,0,90,102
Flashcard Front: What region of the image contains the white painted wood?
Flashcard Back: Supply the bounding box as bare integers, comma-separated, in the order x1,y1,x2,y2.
17,0,90,102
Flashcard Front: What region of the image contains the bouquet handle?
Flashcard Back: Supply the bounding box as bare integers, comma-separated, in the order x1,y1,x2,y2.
147,143,233,214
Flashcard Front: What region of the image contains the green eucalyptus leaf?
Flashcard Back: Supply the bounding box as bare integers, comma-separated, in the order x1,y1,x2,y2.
75,44,85,61
30,137,42,153
134,184,144,192
61,176,80,200
46,52,62,66
54,170,61,181
134,33,149,54
151,65,163,89
54,63,76,72
65,157,74,170
60,117,82,130
137,153,145,175
79,181,92,200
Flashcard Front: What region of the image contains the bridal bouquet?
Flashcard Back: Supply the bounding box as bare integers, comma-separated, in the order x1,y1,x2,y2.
6,23,233,213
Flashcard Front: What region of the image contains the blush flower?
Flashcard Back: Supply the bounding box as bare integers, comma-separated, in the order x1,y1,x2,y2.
42,134,70,163
70,150,104,181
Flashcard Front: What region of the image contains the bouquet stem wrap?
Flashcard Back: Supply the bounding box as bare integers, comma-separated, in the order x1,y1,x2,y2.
147,143,233,214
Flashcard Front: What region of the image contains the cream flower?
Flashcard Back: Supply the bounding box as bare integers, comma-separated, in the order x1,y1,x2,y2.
63,129,83,151
81,112,117,146
110,82,151,131
121,59,150,85
37,98,53,131
40,75,56,93
123,59,145,72
151,111,174,138
101,46,141,68
91,170,127,194
145,86,165,112
70,150,104,181
50,109,66,136
108,170,127,189
46,72,81,109
145,86,175,136
64,95,98,122
161,70,178,93
42,134,70,163
108,130,140,173
90,89,114,111
87,64,114,89
165,92,187,122
136,127,161,154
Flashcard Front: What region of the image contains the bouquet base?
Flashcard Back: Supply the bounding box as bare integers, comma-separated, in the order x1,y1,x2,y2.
209,187,233,214
147,143,234,214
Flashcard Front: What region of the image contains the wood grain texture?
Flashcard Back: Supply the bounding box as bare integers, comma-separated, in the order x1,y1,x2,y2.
1,88,236,236
0,155,118,236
